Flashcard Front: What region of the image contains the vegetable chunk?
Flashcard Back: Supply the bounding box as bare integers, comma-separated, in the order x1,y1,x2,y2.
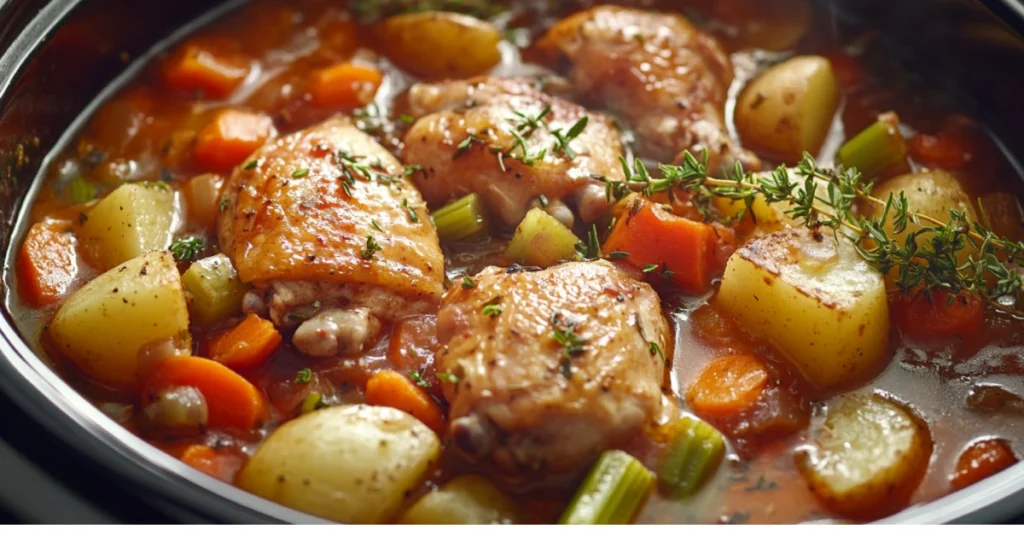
374,12,501,79
238,404,440,524
797,393,931,518
399,475,519,524
49,251,189,390
717,228,890,390
18,219,79,307
78,183,176,271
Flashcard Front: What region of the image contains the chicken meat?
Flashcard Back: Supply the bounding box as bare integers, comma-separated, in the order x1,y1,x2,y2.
219,118,445,357
532,6,761,173
435,261,671,481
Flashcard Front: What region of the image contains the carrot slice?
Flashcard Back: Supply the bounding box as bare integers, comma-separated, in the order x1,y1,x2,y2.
364,369,445,436
18,219,78,307
163,43,251,99
308,62,383,110
142,356,266,431
210,314,282,371
193,109,275,172
908,131,975,170
892,290,985,341
180,444,243,482
603,195,717,294
687,354,769,419
951,438,1018,491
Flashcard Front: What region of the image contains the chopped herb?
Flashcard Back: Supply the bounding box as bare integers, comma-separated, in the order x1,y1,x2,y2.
361,235,383,260
399,113,415,124
295,368,313,384
403,164,424,177
575,224,602,260
169,237,204,262
551,312,587,379
744,475,778,492
407,369,432,388
454,134,478,158
462,276,475,289
292,168,310,178
436,372,460,384
67,177,97,205
143,181,171,191
243,159,259,170
643,264,659,273
403,198,420,223
538,194,549,208
510,105,551,136
481,295,503,317
371,219,384,232
550,116,589,159
648,341,664,358
605,250,630,259
219,197,230,213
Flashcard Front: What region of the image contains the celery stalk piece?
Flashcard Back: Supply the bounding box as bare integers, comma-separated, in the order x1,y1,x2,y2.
836,114,907,179
430,193,489,242
658,416,726,497
505,207,581,267
559,450,654,524
181,253,248,325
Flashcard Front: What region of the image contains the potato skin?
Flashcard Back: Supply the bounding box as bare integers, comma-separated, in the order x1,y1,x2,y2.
398,474,519,524
374,12,501,79
796,393,931,519
735,55,840,162
50,251,189,390
79,183,176,271
237,404,440,524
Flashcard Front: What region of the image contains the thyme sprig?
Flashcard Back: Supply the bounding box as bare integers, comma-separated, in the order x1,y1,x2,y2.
602,150,1024,314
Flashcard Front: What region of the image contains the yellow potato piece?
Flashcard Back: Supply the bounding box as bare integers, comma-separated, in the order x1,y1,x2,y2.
375,12,501,80
79,182,176,271
399,474,519,524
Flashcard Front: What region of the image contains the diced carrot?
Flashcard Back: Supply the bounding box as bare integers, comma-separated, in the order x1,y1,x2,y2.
364,369,445,436
308,62,383,110
908,131,975,170
950,438,1018,491
193,109,275,172
142,356,266,431
163,42,251,99
602,195,718,294
892,290,985,341
18,219,79,307
687,354,769,419
210,314,282,370
180,444,243,482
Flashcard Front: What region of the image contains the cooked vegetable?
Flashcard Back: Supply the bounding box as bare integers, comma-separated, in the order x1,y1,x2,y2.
374,12,501,79
184,173,225,230
299,391,327,414
163,42,250,99
238,404,440,524
140,385,208,438
602,195,717,294
193,109,275,172
181,253,248,325
180,444,239,482
559,450,654,524
430,193,489,242
735,55,841,162
687,354,769,419
78,182,176,271
364,369,445,435
142,356,265,431
308,62,383,109
891,289,985,341
49,251,189,390
658,416,726,497
796,393,930,518
950,438,1018,491
18,219,79,307
908,130,975,169
717,228,890,390
504,207,580,267
209,313,282,370
836,114,908,179
399,474,519,524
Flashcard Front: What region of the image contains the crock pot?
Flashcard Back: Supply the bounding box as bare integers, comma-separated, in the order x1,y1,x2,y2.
0,0,1021,524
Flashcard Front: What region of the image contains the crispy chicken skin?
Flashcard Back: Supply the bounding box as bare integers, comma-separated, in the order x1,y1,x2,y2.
532,6,760,173
435,261,670,480
219,119,445,355
403,76,625,226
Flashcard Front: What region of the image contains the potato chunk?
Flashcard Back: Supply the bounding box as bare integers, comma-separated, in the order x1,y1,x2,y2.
79,183,176,271
398,474,519,524
49,251,189,390
736,56,840,162
717,228,890,390
238,404,440,524
796,393,931,518
374,12,501,79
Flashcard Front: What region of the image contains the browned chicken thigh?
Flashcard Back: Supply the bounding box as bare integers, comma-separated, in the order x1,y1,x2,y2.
435,261,671,480
532,6,761,173
219,118,445,357
403,76,625,227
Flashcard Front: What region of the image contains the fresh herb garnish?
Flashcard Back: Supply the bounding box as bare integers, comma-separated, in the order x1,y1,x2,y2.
361,235,383,260
292,168,310,178
169,236,204,262
403,198,420,223
605,250,630,259
295,368,313,384
550,116,589,159
399,113,415,125
648,341,664,358
243,159,259,170
481,295,503,317
538,194,549,208
436,372,460,384
67,177,97,205
575,224,602,260
462,276,475,289
407,368,432,388
404,164,424,177
371,219,384,232
454,134,479,159
219,196,230,213
551,312,587,379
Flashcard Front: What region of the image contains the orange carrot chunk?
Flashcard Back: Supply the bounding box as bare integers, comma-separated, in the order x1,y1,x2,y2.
687,354,769,419
193,109,275,172
142,356,266,431
892,290,985,341
951,438,1018,491
364,369,445,436
18,219,79,307
180,444,243,482
163,43,251,99
908,131,975,170
308,62,383,110
210,313,282,371
602,196,717,294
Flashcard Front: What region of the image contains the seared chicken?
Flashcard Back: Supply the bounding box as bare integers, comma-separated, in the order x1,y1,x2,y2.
403,76,625,227
219,119,445,357
436,261,670,480
532,6,761,172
